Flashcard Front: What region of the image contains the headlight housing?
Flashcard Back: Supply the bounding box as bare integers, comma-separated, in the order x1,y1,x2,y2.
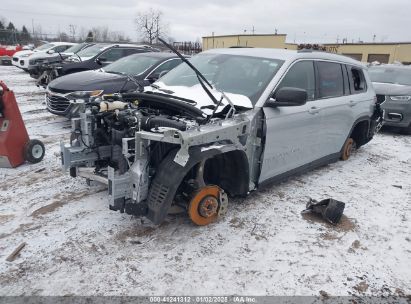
66,90,104,100
389,96,411,101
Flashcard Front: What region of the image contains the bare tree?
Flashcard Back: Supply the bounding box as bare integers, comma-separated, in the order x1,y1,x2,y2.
135,8,168,45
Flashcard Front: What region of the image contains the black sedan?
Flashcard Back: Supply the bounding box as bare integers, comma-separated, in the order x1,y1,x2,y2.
46,52,185,117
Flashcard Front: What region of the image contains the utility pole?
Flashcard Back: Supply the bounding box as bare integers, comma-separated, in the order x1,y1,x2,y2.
252,26,255,35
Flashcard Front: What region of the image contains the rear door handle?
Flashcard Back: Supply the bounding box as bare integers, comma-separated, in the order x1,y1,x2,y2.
349,100,358,107
308,107,320,114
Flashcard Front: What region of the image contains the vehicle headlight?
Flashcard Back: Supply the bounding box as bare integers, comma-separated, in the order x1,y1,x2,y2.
66,90,104,100
389,96,411,101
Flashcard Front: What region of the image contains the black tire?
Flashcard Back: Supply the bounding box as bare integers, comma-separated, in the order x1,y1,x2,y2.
24,139,45,164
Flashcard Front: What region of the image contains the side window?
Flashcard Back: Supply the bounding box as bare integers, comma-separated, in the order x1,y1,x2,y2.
99,48,124,62
317,61,344,98
348,66,367,94
276,61,315,101
152,59,182,76
54,45,70,53
124,48,142,56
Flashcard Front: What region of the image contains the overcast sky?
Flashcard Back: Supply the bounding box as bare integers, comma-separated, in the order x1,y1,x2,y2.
0,0,409,44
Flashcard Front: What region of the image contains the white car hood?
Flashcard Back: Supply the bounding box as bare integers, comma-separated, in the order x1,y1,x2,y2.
149,82,253,115
13,50,35,58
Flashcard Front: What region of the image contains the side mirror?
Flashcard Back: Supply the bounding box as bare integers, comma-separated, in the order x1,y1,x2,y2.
96,57,107,65
266,87,308,107
158,70,170,79
47,50,55,54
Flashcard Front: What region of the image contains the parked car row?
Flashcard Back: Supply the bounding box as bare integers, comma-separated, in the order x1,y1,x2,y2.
46,52,185,117
11,42,410,137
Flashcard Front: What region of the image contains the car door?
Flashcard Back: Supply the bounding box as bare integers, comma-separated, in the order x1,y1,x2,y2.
315,62,357,156
259,60,325,183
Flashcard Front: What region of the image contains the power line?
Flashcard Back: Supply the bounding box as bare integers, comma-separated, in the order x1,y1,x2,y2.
0,8,131,21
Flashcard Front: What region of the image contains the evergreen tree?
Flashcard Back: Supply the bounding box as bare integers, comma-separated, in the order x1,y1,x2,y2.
21,25,31,43
7,22,15,31
86,31,94,42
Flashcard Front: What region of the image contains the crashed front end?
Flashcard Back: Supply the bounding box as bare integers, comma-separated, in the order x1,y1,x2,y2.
60,92,257,224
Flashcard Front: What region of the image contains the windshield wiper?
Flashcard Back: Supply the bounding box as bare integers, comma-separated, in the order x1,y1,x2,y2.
117,73,144,93
158,37,218,105
150,84,174,95
105,70,124,75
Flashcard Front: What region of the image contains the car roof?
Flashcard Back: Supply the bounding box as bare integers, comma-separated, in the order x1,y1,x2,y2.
203,48,364,67
93,43,155,49
368,64,411,71
128,52,186,59
51,42,77,46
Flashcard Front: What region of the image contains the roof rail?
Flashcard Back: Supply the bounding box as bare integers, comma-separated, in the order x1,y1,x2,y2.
297,43,327,52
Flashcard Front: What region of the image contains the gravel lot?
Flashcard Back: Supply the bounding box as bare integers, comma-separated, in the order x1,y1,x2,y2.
0,65,410,296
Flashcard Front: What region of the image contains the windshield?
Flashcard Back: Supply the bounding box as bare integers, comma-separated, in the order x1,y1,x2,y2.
104,55,161,75
35,43,55,51
76,44,107,58
64,43,86,54
369,67,411,86
158,53,284,105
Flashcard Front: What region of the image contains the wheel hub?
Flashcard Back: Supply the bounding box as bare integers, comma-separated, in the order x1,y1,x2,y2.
188,185,223,226
198,196,219,218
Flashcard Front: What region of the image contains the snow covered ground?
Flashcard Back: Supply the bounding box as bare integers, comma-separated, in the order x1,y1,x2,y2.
0,65,410,297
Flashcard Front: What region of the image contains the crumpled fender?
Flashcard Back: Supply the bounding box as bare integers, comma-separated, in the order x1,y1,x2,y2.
146,143,242,225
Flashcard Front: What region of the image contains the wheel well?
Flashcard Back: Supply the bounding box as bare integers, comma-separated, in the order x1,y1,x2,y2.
350,120,370,147
203,150,249,197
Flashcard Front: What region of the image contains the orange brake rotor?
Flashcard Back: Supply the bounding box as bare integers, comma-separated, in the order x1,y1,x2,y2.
188,185,221,226
342,138,354,161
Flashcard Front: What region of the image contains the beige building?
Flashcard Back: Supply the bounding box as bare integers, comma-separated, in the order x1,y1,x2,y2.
202,34,293,51
202,34,411,64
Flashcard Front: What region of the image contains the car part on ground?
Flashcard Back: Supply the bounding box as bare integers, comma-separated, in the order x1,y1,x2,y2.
0,81,45,168
60,46,383,226
369,65,411,134
38,44,159,88
45,53,186,117
303,198,346,225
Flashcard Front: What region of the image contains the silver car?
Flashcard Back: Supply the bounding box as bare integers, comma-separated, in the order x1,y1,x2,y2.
369,65,411,134
60,48,382,225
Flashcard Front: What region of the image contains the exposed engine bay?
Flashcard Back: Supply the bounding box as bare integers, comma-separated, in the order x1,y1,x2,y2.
61,91,257,225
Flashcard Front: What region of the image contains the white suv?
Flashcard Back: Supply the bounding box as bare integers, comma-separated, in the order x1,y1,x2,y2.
60,48,384,225
12,42,76,70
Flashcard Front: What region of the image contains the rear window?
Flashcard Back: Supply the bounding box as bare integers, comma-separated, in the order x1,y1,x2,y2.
317,62,344,98
348,66,367,93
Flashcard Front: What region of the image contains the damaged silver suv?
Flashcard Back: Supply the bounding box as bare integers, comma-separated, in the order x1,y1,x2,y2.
61,42,383,226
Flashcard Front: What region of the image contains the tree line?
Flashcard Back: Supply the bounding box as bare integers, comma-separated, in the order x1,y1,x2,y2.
0,17,31,45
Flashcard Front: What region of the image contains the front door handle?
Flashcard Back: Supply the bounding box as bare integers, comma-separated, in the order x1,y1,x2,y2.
349,100,358,107
308,107,320,114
